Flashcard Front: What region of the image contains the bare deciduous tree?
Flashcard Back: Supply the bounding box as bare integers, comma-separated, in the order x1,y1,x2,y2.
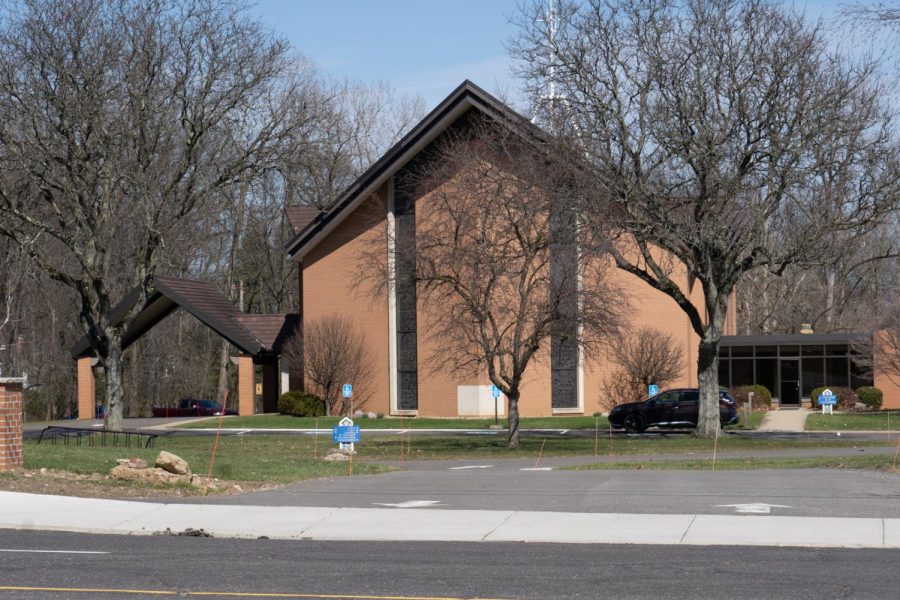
0,0,323,429
375,121,625,448
283,314,375,416
513,0,900,436
602,327,684,409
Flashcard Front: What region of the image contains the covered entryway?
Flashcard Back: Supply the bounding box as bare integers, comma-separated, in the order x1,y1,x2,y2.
718,334,871,406
71,276,299,419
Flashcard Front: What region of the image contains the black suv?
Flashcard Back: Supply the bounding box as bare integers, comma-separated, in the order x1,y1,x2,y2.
608,388,738,433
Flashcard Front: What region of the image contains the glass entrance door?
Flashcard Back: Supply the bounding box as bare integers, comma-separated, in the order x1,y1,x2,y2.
780,359,800,405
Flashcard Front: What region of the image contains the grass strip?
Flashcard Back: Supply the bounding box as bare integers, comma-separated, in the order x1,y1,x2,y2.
175,414,612,430
806,411,900,431
563,454,900,471
177,411,769,432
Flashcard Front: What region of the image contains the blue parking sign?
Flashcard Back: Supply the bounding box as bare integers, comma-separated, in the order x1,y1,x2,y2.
648,384,659,397
342,384,353,398
491,385,500,398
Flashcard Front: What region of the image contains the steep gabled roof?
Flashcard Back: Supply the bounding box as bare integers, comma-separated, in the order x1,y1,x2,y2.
285,80,543,260
236,314,300,353
284,205,322,235
72,276,276,358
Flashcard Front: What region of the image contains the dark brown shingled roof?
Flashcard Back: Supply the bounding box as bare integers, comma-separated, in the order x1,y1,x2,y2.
284,206,322,235
235,314,300,353
72,276,277,358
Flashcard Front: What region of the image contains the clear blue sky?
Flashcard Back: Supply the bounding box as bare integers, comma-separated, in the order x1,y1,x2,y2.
250,1,881,111
252,0,523,107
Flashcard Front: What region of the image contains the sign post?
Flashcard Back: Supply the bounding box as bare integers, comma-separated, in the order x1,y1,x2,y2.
332,416,360,453
648,384,659,398
342,383,353,415
817,388,836,415
491,385,501,424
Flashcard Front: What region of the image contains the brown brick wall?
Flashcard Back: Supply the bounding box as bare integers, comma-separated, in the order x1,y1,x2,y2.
237,356,255,416
874,331,900,409
303,187,391,415
76,356,96,420
0,380,24,472
299,179,743,418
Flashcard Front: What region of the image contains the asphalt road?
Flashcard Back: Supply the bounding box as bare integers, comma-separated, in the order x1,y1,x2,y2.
0,529,898,600
167,454,900,518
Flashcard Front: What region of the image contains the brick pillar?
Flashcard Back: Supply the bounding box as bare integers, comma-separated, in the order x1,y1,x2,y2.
0,378,24,472
77,357,97,420
237,356,255,416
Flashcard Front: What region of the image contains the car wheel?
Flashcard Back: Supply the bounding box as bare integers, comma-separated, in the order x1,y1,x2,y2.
624,413,646,434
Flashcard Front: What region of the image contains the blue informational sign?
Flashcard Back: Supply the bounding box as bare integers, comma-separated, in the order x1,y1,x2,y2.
491,385,500,398
342,384,353,398
648,384,659,397
818,391,837,406
332,425,361,443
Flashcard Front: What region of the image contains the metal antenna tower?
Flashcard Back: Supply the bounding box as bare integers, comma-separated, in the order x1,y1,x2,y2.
533,0,564,128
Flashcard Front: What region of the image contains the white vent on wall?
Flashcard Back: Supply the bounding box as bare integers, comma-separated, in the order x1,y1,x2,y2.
457,385,506,417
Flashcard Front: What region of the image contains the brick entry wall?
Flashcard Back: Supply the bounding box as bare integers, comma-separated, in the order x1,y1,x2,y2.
0,378,24,471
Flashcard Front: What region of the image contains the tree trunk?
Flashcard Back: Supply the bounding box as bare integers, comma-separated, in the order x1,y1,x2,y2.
695,336,720,437
103,332,126,431
216,340,229,404
507,392,520,449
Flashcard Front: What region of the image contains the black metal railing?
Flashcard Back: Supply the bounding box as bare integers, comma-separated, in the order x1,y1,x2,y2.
37,426,159,448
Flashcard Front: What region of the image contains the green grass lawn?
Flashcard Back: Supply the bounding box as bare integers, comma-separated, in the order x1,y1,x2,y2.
179,411,768,432
20,429,891,486
23,435,390,484
806,411,900,431
725,411,766,430
176,414,611,430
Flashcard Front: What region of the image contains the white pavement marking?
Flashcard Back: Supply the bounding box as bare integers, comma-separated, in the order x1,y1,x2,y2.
717,503,793,514
0,549,109,555
519,467,553,471
449,465,493,470
372,500,445,508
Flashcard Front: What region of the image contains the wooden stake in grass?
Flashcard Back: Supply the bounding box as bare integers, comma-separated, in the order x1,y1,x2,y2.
400,416,404,465
892,431,900,472
534,437,547,469
204,390,230,496
349,449,353,476
712,425,719,471
608,422,613,457
314,418,319,459
594,416,599,457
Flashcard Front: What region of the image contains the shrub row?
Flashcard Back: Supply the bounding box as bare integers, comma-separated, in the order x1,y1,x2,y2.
277,391,326,417
729,384,884,411
856,386,883,410
808,386,857,410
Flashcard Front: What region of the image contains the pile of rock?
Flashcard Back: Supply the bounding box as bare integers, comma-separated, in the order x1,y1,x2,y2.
109,451,217,489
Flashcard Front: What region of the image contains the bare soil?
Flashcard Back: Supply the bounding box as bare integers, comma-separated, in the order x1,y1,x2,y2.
0,468,277,499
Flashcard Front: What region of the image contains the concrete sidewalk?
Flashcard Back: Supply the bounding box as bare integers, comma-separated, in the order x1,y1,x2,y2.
757,408,810,432
1,490,898,549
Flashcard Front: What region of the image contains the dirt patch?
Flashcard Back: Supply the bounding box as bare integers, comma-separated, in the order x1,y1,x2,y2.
0,468,278,499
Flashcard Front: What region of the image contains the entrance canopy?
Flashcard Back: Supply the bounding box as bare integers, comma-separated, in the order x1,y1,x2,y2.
71,276,299,418
72,276,298,359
